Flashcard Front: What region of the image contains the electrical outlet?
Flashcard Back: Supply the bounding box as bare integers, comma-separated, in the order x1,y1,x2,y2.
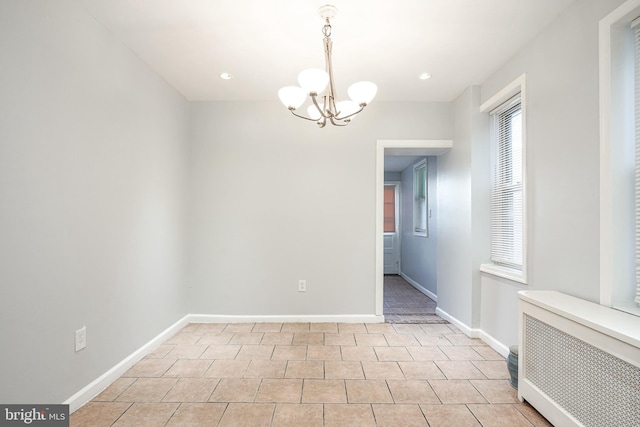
75,326,86,352
298,280,306,292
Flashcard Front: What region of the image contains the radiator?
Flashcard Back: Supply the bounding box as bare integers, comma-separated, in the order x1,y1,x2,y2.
518,291,640,427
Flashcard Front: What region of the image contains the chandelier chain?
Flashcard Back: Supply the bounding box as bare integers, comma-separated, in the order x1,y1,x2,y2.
322,19,332,38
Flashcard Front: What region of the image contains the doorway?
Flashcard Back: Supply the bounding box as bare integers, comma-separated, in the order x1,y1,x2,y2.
375,139,452,317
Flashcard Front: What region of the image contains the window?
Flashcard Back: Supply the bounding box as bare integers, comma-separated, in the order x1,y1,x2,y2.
480,74,527,283
490,96,523,270
413,159,428,236
599,0,640,313
383,185,396,233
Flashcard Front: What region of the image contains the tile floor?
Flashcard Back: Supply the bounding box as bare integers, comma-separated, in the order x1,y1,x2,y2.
70,322,552,426
383,275,443,324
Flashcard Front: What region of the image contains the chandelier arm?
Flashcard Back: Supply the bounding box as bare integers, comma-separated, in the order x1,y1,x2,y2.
327,95,339,119
289,109,321,122
329,116,350,126
334,103,367,121
310,93,331,119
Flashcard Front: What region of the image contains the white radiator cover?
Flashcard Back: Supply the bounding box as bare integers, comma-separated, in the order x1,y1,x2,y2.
518,291,640,427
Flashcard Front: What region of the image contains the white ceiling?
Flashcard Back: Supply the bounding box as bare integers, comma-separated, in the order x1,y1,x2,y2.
384,156,423,173
77,0,574,102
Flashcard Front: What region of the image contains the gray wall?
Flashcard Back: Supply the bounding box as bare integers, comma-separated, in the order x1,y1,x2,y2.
437,86,489,328
187,101,452,315
474,0,626,346
0,0,190,403
400,157,438,296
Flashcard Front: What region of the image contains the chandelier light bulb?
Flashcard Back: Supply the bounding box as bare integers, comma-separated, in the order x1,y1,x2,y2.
336,100,359,118
307,104,324,120
298,68,330,95
348,81,377,105
278,86,307,109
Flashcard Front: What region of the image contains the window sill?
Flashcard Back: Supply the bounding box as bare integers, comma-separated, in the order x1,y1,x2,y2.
480,263,527,285
611,301,640,319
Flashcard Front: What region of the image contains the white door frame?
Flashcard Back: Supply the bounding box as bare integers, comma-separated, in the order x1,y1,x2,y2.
375,139,453,316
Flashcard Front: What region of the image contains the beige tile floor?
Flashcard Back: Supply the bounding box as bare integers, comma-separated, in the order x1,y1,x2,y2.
70,322,552,426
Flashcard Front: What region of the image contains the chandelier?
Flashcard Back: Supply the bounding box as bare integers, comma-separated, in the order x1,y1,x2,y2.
278,5,377,128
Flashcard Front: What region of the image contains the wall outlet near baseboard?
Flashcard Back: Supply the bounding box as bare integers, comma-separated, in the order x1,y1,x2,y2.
75,326,87,352
298,280,306,292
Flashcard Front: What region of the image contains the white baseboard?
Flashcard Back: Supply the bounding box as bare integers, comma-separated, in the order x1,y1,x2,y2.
435,307,509,358
435,307,477,336
63,314,190,413
65,313,384,413
399,272,438,302
189,314,385,324
478,330,510,358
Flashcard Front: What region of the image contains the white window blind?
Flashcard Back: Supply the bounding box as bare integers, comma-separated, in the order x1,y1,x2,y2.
634,17,640,304
490,96,523,269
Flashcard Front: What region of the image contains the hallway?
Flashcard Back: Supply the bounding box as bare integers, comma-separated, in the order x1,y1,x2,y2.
383,275,445,324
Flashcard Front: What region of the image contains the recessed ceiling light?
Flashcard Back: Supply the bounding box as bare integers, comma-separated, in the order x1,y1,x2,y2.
220,72,233,80
419,73,432,80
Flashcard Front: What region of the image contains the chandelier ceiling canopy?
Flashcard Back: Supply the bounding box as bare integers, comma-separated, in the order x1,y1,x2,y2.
278,5,377,128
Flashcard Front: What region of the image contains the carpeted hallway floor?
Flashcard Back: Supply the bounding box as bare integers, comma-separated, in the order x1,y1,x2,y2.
383,275,445,324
